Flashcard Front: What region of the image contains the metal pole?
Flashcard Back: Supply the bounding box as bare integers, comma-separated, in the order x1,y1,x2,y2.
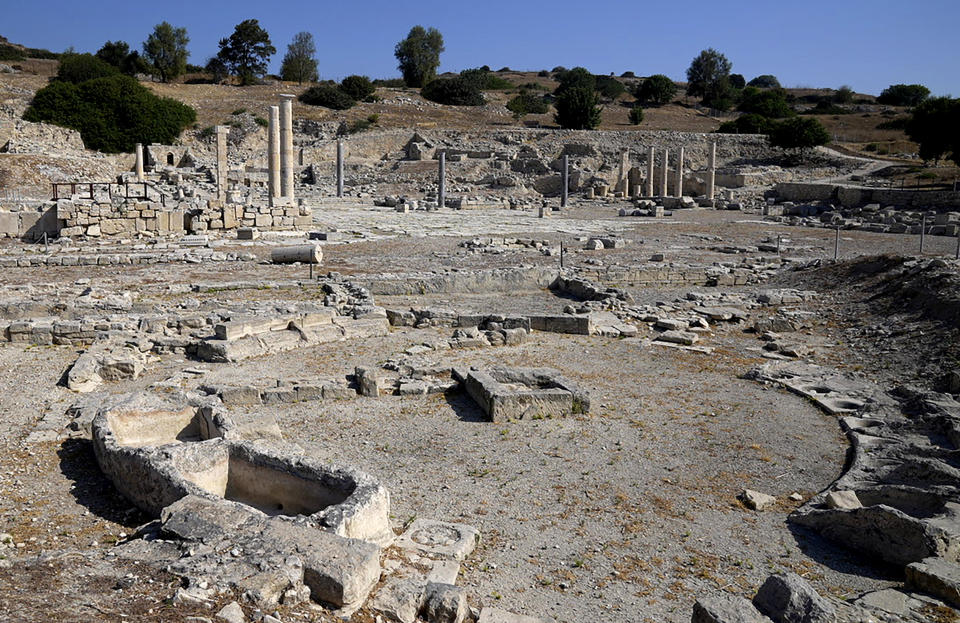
438,151,446,210
560,240,564,269
834,226,840,261
561,155,569,208
336,139,344,198
955,232,960,260
309,262,314,280
920,215,926,254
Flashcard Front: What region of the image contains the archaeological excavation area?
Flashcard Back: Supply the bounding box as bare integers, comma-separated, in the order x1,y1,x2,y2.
1,96,960,623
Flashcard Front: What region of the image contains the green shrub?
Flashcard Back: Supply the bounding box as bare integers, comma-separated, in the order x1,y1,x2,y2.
231,108,247,115
878,84,930,107
254,116,268,127
421,77,484,106
864,143,878,152
621,71,636,78
554,86,601,130
340,75,375,100
0,43,26,61
24,74,195,153
460,68,512,90
537,70,550,77
506,91,549,118
768,117,831,151
299,84,355,109
629,105,644,125
198,126,216,140
497,66,511,73
553,67,595,93
367,113,380,124
737,87,794,118
716,113,772,134
747,74,780,89
595,75,626,100
729,73,746,89
54,53,118,84
801,100,850,115
833,85,854,104
633,74,677,106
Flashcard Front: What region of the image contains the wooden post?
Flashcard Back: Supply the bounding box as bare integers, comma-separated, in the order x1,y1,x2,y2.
834,226,840,261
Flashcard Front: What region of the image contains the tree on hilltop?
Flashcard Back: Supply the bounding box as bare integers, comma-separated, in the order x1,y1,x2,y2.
214,19,276,86
280,32,318,85
686,48,733,110
143,22,189,83
394,26,444,88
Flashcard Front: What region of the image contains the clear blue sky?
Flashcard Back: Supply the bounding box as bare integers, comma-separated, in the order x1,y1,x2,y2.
4,0,957,96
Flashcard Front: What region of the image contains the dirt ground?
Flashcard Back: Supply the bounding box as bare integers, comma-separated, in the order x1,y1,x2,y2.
0,204,958,622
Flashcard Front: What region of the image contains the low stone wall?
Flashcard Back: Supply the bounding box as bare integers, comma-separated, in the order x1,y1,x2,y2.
53,196,312,238
775,182,960,209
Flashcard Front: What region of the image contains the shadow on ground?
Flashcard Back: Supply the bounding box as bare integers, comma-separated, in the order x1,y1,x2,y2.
57,438,149,528
444,391,487,423
787,523,902,582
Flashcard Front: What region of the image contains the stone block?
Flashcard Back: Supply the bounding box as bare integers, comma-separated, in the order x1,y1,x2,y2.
752,572,835,623
692,594,771,623
906,557,960,609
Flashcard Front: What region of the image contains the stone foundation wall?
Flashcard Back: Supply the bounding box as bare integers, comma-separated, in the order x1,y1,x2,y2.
52,196,312,238
775,182,960,209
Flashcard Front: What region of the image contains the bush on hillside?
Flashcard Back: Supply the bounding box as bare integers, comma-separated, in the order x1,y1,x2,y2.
54,53,118,84
595,75,626,100
506,91,550,118
299,84,356,109
340,75,375,100
24,74,195,153
633,74,677,106
716,113,773,134
737,87,794,118
554,86,601,130
628,105,644,125
460,68,512,90
747,74,780,89
878,83,930,107
420,77,484,106
768,117,831,152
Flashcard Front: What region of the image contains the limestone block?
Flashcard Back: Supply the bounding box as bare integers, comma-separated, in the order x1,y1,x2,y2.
395,519,480,561
422,582,469,623
739,489,776,511
906,557,960,608
370,576,426,623
752,573,835,623
825,490,862,510
692,594,771,623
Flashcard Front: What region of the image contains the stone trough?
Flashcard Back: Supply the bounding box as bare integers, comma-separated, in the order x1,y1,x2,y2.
91,392,393,546
460,366,590,422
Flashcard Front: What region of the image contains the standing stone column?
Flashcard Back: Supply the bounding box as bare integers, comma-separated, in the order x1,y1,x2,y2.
279,94,295,200
561,155,569,208
675,146,684,198
706,141,717,204
268,105,280,199
645,146,654,197
215,126,229,201
135,143,144,182
660,149,669,197
438,151,446,209
617,150,629,194
336,138,344,198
